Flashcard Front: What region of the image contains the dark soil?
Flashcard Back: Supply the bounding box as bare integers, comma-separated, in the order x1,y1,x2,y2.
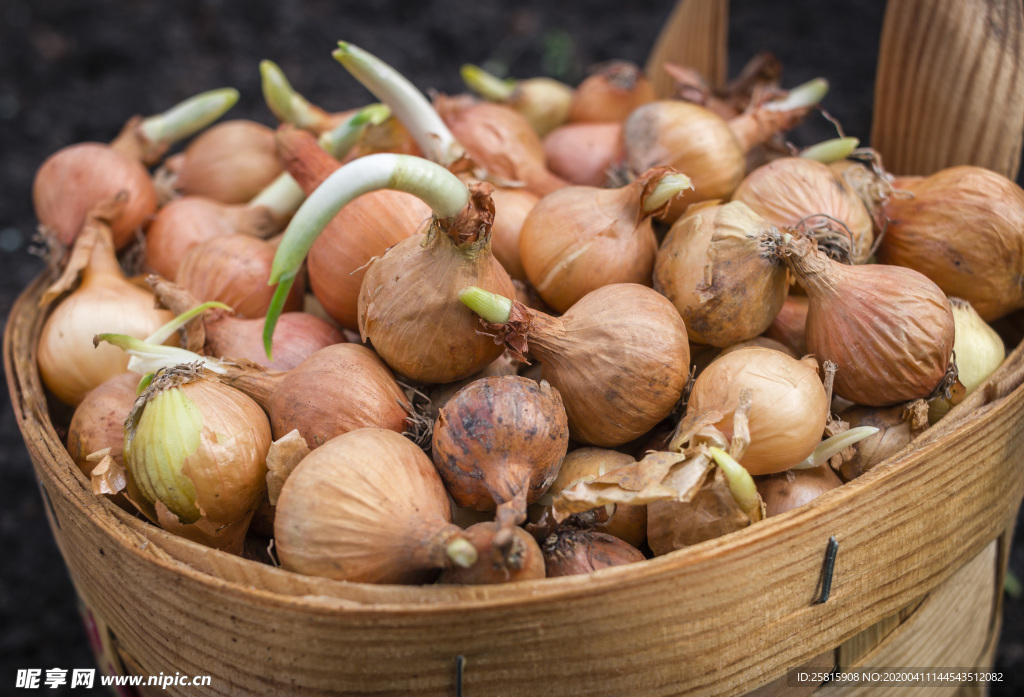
1,1,1021,695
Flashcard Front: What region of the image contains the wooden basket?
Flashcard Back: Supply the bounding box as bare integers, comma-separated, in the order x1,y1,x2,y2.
7,1,1024,695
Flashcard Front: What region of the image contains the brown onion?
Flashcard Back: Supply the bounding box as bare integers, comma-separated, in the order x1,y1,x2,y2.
432,376,569,543
67,372,141,477
481,185,537,282
568,61,655,123
34,143,157,250
275,428,473,584
163,120,284,204
437,522,545,584
460,283,690,446
654,200,788,347
719,337,798,358
756,466,843,517
541,529,645,577
435,95,569,197
520,167,690,312
461,64,572,137
877,166,1024,321
777,233,955,406
839,401,929,481
543,122,624,187
688,347,828,475
765,295,809,356
733,157,875,263
176,234,304,319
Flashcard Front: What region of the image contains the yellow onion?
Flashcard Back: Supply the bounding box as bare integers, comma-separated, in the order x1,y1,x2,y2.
568,61,655,123
461,64,572,137
486,185,538,282
688,347,828,475
460,283,690,446
777,233,955,406
437,521,546,585
543,122,623,187
733,157,875,263
654,201,788,347
929,298,1005,422
163,120,284,204
718,337,798,359
541,529,645,577
839,401,929,481
765,295,809,356
123,367,271,549
67,372,141,477
520,168,691,312
432,376,569,544
275,428,475,584
434,95,569,196
529,448,646,548
33,143,157,250
756,466,842,517
877,166,1024,321
176,234,305,319
38,197,174,406
622,79,828,221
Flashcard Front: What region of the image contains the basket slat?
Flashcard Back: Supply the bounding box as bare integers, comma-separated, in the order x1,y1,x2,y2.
872,0,1024,177
645,0,729,97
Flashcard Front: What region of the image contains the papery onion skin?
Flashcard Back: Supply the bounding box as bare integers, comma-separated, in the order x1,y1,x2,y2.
929,298,1006,423
275,428,462,584
780,234,955,406
67,372,141,476
839,402,928,481
756,465,842,517
877,166,1024,321
568,61,656,124
542,529,645,577
169,120,284,204
654,201,788,347
125,374,271,526
437,522,545,584
718,337,798,359
33,143,158,249
765,295,809,356
689,347,828,475
205,311,345,371
733,157,874,263
176,234,304,319
487,186,538,282
543,122,623,187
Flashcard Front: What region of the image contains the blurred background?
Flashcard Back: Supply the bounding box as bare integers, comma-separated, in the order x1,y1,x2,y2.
0,0,1020,694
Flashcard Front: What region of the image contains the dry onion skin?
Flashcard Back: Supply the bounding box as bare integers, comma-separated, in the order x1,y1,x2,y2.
765,295,809,356
756,465,843,517
275,428,474,584
519,167,691,313
432,376,569,543
653,201,788,347
688,347,828,475
460,283,691,447
67,372,141,477
877,166,1024,321
839,401,929,481
486,185,539,282
567,61,655,123
123,368,271,550
776,233,955,406
437,522,546,585
543,122,624,187
928,298,1005,423
542,529,645,577
732,156,875,263
205,311,346,371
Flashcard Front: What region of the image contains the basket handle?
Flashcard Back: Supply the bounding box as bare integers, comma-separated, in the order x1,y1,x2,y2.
645,0,729,97
872,0,1024,177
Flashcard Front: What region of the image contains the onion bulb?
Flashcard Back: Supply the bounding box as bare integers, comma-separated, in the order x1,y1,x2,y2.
653,200,788,347
543,122,624,187
520,167,691,312
275,428,475,584
776,232,955,406
568,61,655,123
756,465,843,517
461,64,572,137
432,376,569,546
765,295,809,356
460,283,690,446
688,347,828,475
839,401,929,481
67,372,142,477
877,166,1024,321
928,298,1005,423
437,522,545,584
485,185,538,282
541,529,645,577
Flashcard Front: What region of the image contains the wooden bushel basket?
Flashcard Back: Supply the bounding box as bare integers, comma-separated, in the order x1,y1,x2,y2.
6,1,1024,695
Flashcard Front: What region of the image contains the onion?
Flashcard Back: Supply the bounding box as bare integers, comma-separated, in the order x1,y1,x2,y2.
460,283,690,446
839,401,929,481
622,79,828,221
688,347,828,475
38,196,174,406
461,64,572,137
732,156,875,263
434,95,569,196
776,232,955,406
437,522,545,584
176,234,304,319
486,185,538,282
543,122,623,187
567,61,655,123
718,337,798,358
541,529,645,577
275,428,475,584
67,372,141,477
756,465,843,517
929,298,1005,422
432,376,569,546
765,295,809,356
653,200,788,347
123,366,271,552
519,167,691,312
162,120,284,204
260,60,351,134
877,166,1024,321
